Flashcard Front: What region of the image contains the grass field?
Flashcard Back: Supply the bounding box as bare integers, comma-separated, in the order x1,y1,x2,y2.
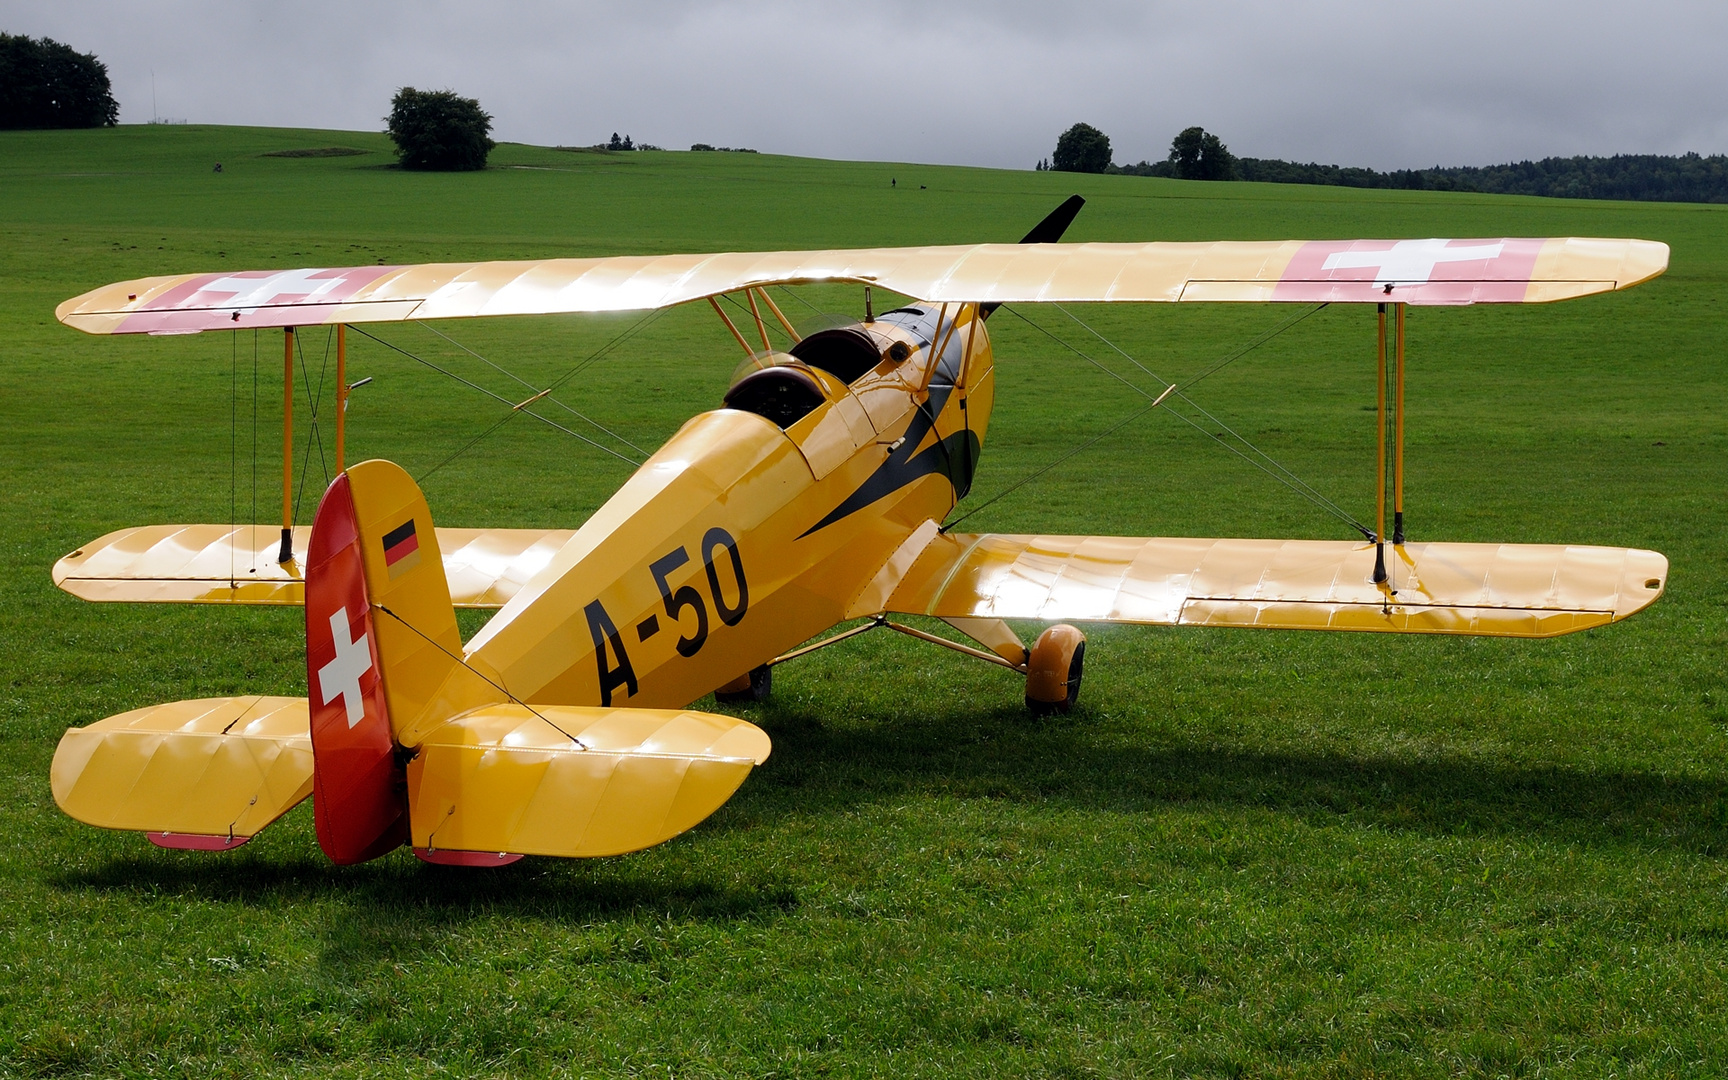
2,124,1726,1079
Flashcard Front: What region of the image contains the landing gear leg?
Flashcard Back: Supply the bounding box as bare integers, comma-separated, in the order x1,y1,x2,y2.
1025,624,1085,714
715,664,772,704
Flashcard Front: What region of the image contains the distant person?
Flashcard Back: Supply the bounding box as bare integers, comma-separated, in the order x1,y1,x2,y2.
213,163,223,173
891,178,896,187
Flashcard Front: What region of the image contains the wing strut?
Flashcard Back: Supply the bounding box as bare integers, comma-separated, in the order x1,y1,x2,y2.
753,288,801,343
767,614,1026,672
708,296,757,359
1374,306,1388,585
1372,302,1412,591
279,328,294,564
1394,303,1407,543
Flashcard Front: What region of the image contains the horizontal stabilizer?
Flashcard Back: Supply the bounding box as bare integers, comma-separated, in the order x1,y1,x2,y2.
408,705,770,859
880,534,1666,638
52,524,575,608
56,237,1669,336
52,696,312,841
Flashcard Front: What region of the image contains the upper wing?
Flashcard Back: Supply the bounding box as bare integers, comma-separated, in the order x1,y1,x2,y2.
57,237,1669,335
53,524,576,608
867,530,1667,638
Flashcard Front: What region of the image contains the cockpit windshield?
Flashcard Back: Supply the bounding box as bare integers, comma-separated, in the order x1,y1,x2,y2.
722,352,828,428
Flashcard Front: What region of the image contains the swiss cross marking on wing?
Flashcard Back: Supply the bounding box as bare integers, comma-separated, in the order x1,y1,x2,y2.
1320,239,1506,286
193,268,354,308
317,607,372,728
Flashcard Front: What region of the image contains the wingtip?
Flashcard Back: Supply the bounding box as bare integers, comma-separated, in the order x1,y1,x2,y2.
1620,239,1671,290
1613,548,1668,621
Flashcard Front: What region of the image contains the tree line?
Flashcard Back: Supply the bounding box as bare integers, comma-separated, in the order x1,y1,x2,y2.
1048,123,1728,204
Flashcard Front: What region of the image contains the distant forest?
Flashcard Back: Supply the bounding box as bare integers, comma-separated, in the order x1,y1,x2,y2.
1117,152,1728,204
1073,125,1728,205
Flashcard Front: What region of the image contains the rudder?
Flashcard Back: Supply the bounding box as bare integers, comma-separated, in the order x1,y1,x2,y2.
305,460,499,864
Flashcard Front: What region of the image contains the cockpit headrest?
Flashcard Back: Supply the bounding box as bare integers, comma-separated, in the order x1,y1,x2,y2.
789,326,883,384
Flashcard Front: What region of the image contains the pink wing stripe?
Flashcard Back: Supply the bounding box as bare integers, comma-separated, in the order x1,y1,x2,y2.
1274,238,1544,304
118,266,403,333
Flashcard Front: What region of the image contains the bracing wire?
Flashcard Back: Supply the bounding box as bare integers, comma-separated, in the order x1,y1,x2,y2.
994,304,1369,537
946,304,1372,538
1043,303,1369,536
765,283,1364,535
942,397,1169,532
416,411,522,484
412,309,667,483
415,321,648,457
537,306,667,396
776,284,825,315
345,324,643,469
290,325,333,524
371,603,585,748
313,325,333,482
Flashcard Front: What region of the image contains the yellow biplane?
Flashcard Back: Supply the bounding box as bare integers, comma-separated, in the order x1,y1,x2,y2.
47,198,1671,866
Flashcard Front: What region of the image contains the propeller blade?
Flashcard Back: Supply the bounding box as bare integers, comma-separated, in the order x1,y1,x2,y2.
983,196,1086,318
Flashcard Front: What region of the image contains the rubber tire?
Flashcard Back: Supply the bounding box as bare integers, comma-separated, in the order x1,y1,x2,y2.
1024,624,1086,715
715,664,772,704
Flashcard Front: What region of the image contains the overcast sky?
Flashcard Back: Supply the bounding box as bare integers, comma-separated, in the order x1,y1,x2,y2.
5,1,1725,171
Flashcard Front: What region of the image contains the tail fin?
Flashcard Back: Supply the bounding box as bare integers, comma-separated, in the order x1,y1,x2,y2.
305,459,498,864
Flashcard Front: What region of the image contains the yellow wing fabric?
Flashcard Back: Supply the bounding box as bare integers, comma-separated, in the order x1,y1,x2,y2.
407,704,770,858
53,524,575,608
49,696,771,857
875,533,1667,638
51,696,312,841
56,238,1669,335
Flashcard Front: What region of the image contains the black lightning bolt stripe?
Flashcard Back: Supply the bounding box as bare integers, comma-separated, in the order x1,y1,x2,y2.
799,382,981,538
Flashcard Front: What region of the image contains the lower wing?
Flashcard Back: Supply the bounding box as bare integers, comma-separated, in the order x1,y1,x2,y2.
873,530,1666,637
52,524,575,608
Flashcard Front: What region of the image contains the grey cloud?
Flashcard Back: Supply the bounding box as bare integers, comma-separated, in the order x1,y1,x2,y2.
2,0,1724,170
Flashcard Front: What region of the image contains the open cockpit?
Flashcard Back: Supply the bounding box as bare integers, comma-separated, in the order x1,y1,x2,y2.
720,307,957,429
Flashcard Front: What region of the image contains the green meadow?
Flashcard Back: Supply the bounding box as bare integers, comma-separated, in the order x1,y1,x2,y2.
1,124,1726,1078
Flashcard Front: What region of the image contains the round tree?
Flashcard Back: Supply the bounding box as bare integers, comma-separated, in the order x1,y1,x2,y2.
386,88,495,171
0,33,119,129
1052,123,1112,174
1168,126,1236,181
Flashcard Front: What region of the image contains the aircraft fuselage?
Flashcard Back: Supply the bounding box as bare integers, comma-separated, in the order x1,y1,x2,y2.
463,303,995,709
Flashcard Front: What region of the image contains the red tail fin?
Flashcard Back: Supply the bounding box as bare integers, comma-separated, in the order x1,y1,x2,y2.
305,471,408,864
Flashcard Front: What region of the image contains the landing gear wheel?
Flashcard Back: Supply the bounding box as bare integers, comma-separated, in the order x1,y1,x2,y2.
715,664,773,704
1025,624,1085,715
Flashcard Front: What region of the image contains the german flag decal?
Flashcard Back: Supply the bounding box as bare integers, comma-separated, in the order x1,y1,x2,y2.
382,518,421,578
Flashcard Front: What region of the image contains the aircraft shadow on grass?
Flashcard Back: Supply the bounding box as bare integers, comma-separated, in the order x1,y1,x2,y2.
54,853,799,923
52,700,1726,924
733,702,1728,858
